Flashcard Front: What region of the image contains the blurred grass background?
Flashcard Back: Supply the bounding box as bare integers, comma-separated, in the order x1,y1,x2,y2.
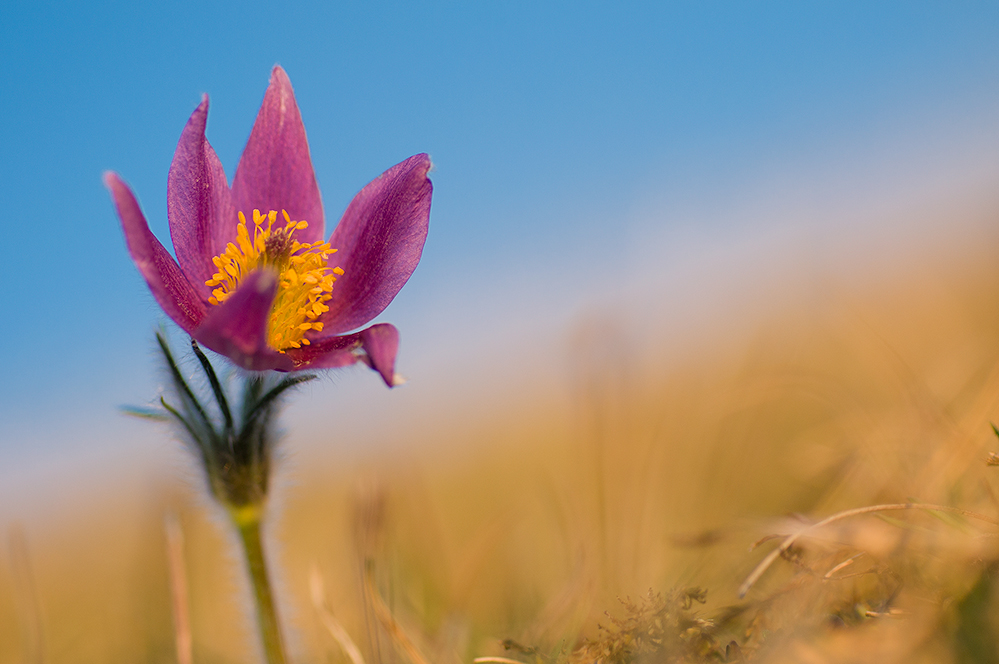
6,219,999,663
4,3,999,662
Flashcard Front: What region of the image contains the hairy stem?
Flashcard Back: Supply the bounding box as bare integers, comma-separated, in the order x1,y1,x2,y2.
233,507,287,664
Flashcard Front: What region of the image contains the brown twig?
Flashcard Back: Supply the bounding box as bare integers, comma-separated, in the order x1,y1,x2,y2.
9,524,45,664
822,553,864,580
164,513,192,664
309,565,366,664
363,560,431,664
739,502,999,598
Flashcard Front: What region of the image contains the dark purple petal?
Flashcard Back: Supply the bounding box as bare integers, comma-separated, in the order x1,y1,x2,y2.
322,154,432,334
359,323,401,386
193,270,294,371
289,323,400,387
287,332,362,368
231,66,324,244
167,95,237,298
105,172,207,333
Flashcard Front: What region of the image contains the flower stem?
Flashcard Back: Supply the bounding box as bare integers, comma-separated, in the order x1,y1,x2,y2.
232,505,287,664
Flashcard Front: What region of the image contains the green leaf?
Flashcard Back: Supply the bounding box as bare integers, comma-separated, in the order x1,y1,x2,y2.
119,405,169,422
190,338,234,433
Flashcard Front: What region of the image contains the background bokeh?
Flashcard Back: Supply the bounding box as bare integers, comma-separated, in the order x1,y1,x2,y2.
3,1,999,498
3,3,999,662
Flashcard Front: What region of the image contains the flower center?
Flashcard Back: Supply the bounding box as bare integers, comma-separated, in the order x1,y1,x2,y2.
205,209,345,352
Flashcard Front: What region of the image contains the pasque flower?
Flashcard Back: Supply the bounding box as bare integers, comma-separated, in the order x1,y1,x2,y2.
106,66,432,385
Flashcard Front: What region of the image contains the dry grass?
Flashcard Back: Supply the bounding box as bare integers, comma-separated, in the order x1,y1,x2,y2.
7,234,999,663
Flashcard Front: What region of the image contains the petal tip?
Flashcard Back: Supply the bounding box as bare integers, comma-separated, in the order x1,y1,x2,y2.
409,153,433,175
270,65,291,87
255,268,278,293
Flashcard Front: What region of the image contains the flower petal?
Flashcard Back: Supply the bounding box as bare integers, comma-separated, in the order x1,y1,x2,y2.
358,323,401,386
193,270,294,371
231,66,324,244
289,323,400,387
322,154,432,334
167,95,237,297
105,172,207,333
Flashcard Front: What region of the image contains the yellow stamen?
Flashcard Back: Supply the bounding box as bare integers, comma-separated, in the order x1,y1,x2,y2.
205,209,343,352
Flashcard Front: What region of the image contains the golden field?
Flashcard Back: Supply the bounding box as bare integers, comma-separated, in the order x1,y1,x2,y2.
6,214,999,663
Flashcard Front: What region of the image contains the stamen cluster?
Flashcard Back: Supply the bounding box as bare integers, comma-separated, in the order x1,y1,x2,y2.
205,210,344,351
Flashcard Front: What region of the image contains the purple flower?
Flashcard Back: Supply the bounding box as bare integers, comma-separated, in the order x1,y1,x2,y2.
106,66,432,386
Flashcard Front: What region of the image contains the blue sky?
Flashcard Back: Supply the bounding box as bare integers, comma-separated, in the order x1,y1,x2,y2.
2,2,999,494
